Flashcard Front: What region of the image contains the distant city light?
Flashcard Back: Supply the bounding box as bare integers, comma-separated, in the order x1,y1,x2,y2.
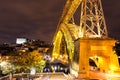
16,38,27,44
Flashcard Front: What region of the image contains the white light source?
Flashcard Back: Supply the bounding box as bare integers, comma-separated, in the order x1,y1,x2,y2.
118,56,120,58
16,38,27,44
30,68,36,75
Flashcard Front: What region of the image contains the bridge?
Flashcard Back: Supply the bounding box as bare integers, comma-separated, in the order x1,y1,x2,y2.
52,0,120,78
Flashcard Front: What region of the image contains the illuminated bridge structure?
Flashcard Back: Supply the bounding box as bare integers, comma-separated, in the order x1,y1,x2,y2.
52,0,120,78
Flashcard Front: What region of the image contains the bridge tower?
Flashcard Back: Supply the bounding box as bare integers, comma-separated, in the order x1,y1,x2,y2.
80,0,108,38
52,0,119,78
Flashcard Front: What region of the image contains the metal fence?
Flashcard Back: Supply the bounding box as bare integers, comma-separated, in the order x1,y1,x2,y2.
0,72,73,80
0,73,40,80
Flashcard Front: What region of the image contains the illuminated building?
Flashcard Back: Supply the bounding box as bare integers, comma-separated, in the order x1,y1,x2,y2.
16,38,28,44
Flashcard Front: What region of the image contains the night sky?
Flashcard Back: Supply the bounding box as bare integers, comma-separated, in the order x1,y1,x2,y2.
0,0,120,44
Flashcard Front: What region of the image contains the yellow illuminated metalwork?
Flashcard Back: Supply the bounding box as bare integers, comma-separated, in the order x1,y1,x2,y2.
52,31,63,60
52,0,120,78
52,23,74,61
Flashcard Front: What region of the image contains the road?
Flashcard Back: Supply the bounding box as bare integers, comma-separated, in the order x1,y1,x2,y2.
89,71,120,80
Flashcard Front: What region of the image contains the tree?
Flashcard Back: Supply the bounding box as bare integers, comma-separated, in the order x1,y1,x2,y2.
9,50,45,73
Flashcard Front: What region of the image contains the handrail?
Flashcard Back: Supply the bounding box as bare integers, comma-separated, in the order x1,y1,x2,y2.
0,72,66,80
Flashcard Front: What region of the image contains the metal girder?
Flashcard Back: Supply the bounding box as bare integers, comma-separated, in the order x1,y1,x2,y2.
56,0,108,39
54,0,83,42
80,0,108,38
59,0,83,24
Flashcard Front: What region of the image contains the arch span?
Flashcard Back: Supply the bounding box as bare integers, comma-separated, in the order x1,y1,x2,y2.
52,23,74,62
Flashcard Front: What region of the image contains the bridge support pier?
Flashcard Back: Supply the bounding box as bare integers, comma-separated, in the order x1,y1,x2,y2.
72,38,118,78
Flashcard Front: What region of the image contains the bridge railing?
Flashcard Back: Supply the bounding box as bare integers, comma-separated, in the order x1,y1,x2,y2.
0,75,9,80
0,72,69,80
0,73,38,80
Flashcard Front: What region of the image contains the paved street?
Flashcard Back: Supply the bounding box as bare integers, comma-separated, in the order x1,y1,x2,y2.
89,71,120,80
32,73,68,80
18,72,120,80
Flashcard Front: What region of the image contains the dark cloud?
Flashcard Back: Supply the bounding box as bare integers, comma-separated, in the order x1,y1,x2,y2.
0,0,119,43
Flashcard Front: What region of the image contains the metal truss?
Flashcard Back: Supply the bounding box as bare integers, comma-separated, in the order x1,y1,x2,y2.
55,0,108,39
80,0,108,38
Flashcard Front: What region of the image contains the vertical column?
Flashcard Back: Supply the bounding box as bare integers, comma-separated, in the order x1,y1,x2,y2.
78,39,89,78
